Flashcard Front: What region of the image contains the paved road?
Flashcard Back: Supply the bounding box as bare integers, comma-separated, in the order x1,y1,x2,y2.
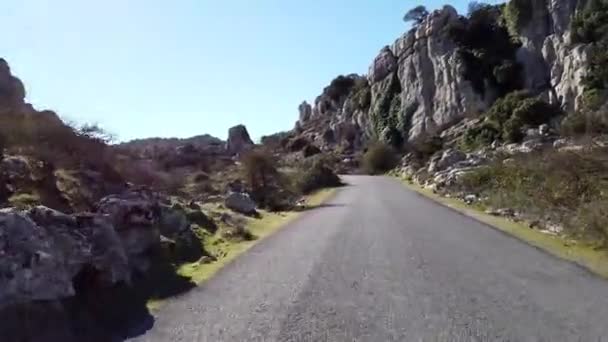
130,176,608,342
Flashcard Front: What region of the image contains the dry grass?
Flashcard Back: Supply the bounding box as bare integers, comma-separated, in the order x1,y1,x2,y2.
399,178,608,279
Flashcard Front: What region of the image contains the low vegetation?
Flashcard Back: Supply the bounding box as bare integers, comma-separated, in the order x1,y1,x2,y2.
295,158,343,194
362,143,398,175
455,148,608,246
503,0,533,36
460,91,562,150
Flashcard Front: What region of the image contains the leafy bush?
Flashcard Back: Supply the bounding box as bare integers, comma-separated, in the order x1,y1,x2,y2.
460,121,500,151
380,126,403,149
323,75,359,102
403,6,429,25
469,91,562,145
571,0,608,108
503,0,533,35
362,143,398,175
241,150,278,193
296,159,342,194
570,0,608,45
448,4,523,97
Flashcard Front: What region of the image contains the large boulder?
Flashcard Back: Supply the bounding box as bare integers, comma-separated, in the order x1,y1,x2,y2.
428,148,466,173
225,192,257,216
0,206,129,308
96,190,162,273
226,124,254,155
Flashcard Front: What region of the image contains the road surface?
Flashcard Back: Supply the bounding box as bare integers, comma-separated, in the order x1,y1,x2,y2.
130,176,608,341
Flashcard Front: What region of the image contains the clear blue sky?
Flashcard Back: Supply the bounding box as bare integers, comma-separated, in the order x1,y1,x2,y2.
1,0,479,141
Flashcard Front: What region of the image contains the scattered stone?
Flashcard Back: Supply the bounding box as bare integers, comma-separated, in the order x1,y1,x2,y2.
485,208,516,217
225,192,257,216
539,124,551,136
197,255,217,264
464,194,477,205
428,149,466,173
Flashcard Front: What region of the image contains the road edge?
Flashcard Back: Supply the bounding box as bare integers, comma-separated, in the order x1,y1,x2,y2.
395,177,608,279
148,187,340,310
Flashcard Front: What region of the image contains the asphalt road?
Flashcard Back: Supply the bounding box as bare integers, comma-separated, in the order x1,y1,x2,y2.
130,176,608,342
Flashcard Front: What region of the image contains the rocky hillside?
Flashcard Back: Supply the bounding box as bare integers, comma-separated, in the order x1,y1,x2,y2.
293,0,605,150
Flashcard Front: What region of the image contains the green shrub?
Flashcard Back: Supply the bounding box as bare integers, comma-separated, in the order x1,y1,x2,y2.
570,0,608,45
503,0,533,35
241,150,278,193
403,5,429,25
571,0,608,105
571,201,608,244
380,126,403,149
8,193,40,209
362,143,398,175
449,3,522,96
296,160,342,194
463,91,563,145
461,121,500,151
324,75,358,102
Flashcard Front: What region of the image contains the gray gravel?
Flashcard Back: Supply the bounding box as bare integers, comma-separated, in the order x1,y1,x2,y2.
130,176,608,342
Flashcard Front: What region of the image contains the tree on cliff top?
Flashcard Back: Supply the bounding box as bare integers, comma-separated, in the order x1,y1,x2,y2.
403,5,429,26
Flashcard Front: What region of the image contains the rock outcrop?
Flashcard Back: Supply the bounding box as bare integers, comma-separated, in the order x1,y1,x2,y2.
516,0,588,111
225,192,257,216
0,58,26,113
226,124,254,155
0,189,212,341
293,1,598,149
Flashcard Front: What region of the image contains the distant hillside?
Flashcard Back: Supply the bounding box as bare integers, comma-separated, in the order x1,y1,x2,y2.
118,134,226,158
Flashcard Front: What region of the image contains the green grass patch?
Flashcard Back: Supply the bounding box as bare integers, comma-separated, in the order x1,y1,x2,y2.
398,178,608,279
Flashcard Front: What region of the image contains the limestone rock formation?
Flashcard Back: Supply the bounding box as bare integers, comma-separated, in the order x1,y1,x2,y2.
0,206,129,308
515,0,589,111
0,58,26,113
226,124,254,155
291,1,601,149
96,190,163,273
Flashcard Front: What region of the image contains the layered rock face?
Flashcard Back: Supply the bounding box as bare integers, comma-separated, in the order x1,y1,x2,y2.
516,0,587,111
297,1,595,148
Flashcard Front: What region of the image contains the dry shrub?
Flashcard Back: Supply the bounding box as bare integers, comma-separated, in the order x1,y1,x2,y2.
456,148,608,244
362,143,398,175
295,159,342,194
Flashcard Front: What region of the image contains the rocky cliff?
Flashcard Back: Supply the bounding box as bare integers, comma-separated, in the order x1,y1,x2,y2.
296,1,597,149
